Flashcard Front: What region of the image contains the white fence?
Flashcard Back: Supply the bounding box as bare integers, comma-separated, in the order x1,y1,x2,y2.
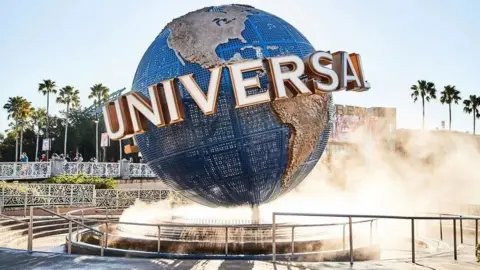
0,183,172,210
0,162,51,180
0,161,157,180
63,162,121,177
129,163,156,178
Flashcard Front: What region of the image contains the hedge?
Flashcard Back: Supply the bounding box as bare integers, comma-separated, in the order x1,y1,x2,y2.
45,174,116,189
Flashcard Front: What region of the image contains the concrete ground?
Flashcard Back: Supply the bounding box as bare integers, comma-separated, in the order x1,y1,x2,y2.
0,246,477,270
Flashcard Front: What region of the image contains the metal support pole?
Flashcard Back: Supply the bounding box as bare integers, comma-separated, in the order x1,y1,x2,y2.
453,219,457,260
476,219,478,252
349,217,353,266
439,216,443,240
343,224,346,251
27,206,33,252
100,235,104,257
411,218,415,264
370,220,373,245
225,227,228,255
157,226,161,253
104,222,109,249
291,226,295,258
460,217,463,244
68,221,72,254
24,193,28,217
272,213,276,262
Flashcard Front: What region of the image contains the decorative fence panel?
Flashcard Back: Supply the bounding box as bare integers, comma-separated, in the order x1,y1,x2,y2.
0,184,95,208
0,161,157,180
95,189,170,208
63,162,121,177
0,162,51,180
0,183,174,211
128,163,156,178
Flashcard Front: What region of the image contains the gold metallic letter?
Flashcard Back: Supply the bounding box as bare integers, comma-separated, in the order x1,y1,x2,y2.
126,85,165,134
266,55,312,99
348,53,371,91
332,51,362,91
103,97,133,140
178,66,222,115
304,51,339,93
228,59,270,108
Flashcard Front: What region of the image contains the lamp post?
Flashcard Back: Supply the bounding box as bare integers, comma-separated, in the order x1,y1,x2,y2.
94,120,99,162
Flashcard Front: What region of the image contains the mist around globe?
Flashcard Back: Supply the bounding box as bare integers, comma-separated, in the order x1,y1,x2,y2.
132,4,332,207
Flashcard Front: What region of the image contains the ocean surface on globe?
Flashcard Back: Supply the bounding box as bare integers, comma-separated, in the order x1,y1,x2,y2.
132,4,333,207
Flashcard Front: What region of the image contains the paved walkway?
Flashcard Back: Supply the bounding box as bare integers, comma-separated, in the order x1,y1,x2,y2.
0,247,477,270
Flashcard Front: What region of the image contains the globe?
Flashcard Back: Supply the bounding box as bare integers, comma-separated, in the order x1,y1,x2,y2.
132,4,333,207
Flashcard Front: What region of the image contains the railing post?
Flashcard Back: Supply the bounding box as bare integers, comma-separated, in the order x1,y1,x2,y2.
27,206,33,252
47,185,51,206
115,190,119,210
68,221,72,254
100,234,104,257
70,185,73,206
343,224,346,251
104,222,109,249
157,226,161,253
460,216,463,244
24,193,28,217
476,219,478,253
291,226,295,259
369,220,373,245
349,216,353,266
225,227,228,255
93,189,97,207
272,213,276,263
453,218,457,260
439,214,443,240
411,218,415,264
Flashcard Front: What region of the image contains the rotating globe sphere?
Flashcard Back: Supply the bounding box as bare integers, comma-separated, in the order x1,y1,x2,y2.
132,4,333,207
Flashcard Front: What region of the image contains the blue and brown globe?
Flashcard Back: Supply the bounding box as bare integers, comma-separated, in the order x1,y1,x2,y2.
132,4,332,207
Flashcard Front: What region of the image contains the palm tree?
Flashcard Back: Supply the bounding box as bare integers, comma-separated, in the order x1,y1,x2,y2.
31,107,47,161
38,80,57,158
3,96,32,161
56,86,80,156
410,80,437,129
440,85,461,130
463,95,480,135
88,84,110,161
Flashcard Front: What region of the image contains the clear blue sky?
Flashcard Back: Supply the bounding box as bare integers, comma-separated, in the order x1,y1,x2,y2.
0,0,479,133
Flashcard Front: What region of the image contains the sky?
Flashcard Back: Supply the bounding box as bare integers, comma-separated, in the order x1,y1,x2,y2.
0,0,479,134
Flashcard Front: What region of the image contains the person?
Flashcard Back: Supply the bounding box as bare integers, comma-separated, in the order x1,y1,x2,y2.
40,154,47,162
78,154,83,162
20,152,28,162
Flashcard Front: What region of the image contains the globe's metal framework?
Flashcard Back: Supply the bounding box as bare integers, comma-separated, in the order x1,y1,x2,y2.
131,5,332,207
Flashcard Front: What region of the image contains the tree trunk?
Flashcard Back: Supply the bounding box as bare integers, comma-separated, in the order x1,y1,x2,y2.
19,126,24,156
474,112,476,135
15,135,18,162
449,103,452,130
64,104,69,156
35,133,39,162
422,97,425,130
46,92,50,160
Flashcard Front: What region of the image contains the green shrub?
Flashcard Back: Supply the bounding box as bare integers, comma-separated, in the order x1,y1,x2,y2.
45,174,116,189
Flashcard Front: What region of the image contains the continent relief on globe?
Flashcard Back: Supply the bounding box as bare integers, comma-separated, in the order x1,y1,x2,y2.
165,5,331,189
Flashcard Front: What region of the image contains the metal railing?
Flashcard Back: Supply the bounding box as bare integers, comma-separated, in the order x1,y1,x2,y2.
272,212,480,265
27,206,106,256
61,208,378,258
